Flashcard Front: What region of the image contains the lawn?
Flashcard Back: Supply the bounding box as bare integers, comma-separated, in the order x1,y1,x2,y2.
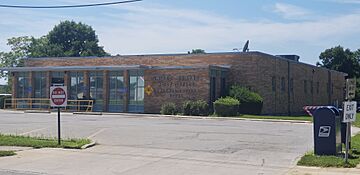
0,134,91,149
297,133,360,168
235,114,312,122
352,113,360,128
0,150,16,157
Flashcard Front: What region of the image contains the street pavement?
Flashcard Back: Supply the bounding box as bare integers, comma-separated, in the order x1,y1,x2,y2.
0,110,314,175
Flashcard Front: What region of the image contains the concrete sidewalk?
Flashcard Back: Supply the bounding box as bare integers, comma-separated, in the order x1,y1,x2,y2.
287,166,360,175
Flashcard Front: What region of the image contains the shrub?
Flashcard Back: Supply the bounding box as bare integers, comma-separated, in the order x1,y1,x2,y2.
160,102,177,115
182,100,209,116
213,97,239,117
229,85,263,115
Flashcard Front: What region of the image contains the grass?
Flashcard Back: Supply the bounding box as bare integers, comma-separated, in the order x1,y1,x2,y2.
0,150,16,157
352,113,360,128
0,134,91,149
297,134,360,168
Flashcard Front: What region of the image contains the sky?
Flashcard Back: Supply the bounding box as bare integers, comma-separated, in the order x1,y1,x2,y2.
1,0,360,84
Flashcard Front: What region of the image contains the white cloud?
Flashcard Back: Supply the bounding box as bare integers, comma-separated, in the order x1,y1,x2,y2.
273,3,311,19
0,2,360,65
97,5,360,60
328,0,360,4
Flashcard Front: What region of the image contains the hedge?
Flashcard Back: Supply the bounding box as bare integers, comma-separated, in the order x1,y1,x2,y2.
229,85,263,115
182,100,209,116
160,102,177,115
213,97,239,117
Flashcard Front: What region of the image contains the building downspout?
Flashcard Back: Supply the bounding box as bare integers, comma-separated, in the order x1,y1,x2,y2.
287,61,291,116
328,70,332,105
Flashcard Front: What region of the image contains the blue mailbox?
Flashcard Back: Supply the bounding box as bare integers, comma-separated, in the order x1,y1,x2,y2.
304,106,342,155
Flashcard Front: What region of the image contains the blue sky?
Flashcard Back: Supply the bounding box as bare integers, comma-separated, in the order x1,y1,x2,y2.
1,0,360,84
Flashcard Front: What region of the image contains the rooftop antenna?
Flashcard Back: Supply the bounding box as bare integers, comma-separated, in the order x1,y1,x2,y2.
242,40,249,52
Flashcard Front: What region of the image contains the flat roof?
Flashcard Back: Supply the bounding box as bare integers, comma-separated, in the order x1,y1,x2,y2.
0,51,347,75
0,65,230,72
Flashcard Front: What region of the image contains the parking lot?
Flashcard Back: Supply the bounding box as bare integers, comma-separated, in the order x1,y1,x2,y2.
0,110,313,175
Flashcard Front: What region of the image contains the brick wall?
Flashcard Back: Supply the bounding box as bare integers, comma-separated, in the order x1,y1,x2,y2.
144,68,210,113
23,52,346,115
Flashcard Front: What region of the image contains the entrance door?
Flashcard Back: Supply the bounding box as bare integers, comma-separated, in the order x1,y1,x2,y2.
108,71,125,112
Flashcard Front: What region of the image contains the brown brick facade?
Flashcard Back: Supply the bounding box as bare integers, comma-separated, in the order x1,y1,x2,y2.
12,52,346,115
143,68,210,113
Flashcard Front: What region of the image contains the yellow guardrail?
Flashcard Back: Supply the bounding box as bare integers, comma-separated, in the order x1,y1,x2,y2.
4,98,93,112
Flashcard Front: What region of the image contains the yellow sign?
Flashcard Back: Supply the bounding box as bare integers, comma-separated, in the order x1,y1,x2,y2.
144,85,154,95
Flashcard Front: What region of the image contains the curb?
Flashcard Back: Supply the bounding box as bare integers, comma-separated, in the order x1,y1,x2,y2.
102,112,311,124
24,110,51,114
81,142,96,149
73,112,102,115
172,116,312,124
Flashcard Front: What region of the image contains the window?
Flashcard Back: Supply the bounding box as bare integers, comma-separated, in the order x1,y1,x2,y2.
69,72,84,99
281,77,285,92
290,78,294,93
316,82,319,94
16,72,30,98
34,72,47,98
51,72,64,86
220,70,228,97
109,71,125,112
272,76,276,92
304,80,307,94
129,70,144,113
90,71,104,112
16,72,30,109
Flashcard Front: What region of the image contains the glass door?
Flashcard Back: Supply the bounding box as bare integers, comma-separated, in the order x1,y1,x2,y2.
108,71,125,112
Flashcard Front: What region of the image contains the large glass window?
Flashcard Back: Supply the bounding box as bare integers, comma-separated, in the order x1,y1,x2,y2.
16,72,30,98
90,71,104,112
34,72,47,98
129,70,144,113
51,72,64,86
109,71,125,112
16,72,30,109
69,72,85,100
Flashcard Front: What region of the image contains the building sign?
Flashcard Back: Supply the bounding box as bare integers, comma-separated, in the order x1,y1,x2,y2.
50,86,67,107
151,74,200,99
343,101,357,123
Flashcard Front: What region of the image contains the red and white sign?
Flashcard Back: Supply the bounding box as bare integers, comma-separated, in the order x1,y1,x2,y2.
50,86,67,107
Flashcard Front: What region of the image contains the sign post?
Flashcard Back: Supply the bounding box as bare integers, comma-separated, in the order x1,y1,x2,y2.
343,101,357,163
50,86,67,145
343,78,357,164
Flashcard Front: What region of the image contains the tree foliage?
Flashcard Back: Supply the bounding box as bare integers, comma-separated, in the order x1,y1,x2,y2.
189,49,206,54
0,20,109,79
44,21,107,57
0,36,30,77
317,46,360,78
317,46,360,101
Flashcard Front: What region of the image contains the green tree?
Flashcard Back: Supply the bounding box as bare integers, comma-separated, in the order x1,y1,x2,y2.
45,21,108,57
189,49,206,54
317,46,359,78
317,46,360,101
0,36,31,76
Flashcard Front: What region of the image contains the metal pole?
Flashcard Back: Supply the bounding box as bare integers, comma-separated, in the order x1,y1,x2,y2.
58,107,61,145
345,122,349,163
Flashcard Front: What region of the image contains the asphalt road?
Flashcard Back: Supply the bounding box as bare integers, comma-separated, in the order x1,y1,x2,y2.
0,110,313,175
